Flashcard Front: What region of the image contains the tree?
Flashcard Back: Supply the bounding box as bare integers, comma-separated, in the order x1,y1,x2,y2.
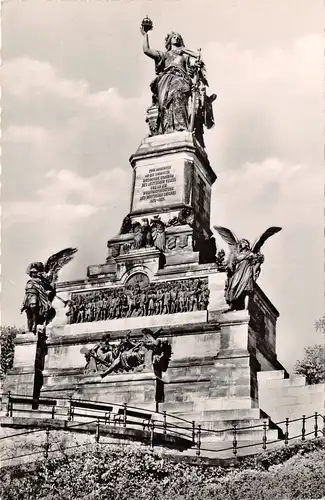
315,315,325,336
0,325,24,379
294,344,325,385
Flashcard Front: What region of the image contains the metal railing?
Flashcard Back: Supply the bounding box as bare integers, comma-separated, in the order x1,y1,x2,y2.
1,391,324,460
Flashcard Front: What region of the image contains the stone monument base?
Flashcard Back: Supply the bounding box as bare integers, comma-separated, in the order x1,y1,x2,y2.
5,267,285,444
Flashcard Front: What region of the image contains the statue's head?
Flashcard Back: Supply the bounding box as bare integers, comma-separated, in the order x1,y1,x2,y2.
26,261,44,276
238,239,250,251
165,32,185,50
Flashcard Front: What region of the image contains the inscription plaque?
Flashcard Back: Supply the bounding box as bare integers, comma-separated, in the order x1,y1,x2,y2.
132,163,184,211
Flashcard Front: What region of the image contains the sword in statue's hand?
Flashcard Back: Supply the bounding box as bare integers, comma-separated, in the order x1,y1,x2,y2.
189,48,202,133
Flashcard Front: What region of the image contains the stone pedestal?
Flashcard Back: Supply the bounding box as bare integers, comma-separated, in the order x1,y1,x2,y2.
129,132,216,231
4,131,285,447
5,330,47,404
6,333,36,396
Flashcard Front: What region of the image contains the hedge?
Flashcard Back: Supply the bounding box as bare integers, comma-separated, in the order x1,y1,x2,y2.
1,438,324,500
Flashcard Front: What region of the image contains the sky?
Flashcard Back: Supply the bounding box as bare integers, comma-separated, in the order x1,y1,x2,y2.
1,0,324,371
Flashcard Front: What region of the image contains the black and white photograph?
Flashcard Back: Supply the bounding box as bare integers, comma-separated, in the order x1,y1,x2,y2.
0,1,324,498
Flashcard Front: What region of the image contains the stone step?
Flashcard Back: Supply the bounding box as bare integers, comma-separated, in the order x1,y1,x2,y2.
257,370,286,381
199,417,270,431
261,402,324,419
208,388,251,400
163,391,211,404
200,397,255,411
258,375,306,388
200,427,280,442
260,393,323,408
259,383,323,397
178,408,268,422
160,401,195,413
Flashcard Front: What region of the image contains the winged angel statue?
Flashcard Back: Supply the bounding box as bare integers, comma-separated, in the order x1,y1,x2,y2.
21,248,77,333
213,226,282,311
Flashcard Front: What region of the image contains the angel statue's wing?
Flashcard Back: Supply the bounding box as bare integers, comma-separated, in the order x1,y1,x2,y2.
251,227,282,254
213,226,239,248
44,247,78,283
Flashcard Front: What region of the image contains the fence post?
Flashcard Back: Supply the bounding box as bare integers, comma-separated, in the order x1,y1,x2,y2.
232,424,238,456
284,418,289,445
51,405,55,420
44,427,50,459
6,392,11,417
196,425,201,457
150,420,155,453
163,411,167,435
67,395,73,421
192,421,196,444
95,417,100,443
301,415,306,441
314,412,318,438
262,421,267,450
123,403,127,427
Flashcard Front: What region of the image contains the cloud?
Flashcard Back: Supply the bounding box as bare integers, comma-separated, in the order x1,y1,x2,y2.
3,167,130,228
212,157,322,235
2,58,88,100
203,34,323,171
2,57,147,118
3,125,51,144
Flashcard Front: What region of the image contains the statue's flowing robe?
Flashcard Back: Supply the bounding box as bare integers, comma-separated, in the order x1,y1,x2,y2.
22,276,55,317
225,251,255,304
151,222,166,252
151,51,193,133
119,341,145,371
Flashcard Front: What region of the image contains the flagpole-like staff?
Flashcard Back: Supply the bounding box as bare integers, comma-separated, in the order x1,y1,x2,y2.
189,48,202,133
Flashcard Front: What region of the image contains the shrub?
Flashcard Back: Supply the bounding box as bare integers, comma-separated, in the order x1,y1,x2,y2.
315,315,325,336
294,344,325,384
0,438,324,500
0,325,23,379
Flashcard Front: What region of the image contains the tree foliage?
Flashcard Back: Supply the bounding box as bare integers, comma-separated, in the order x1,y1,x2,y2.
294,344,325,385
315,315,325,336
0,325,24,378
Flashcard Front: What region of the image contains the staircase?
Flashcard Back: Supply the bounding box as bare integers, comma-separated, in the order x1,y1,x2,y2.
258,370,325,438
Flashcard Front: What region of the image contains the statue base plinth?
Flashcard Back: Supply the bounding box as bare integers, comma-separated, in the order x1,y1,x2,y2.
128,131,216,241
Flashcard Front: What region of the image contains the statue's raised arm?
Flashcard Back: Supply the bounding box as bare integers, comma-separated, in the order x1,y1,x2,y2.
140,18,161,61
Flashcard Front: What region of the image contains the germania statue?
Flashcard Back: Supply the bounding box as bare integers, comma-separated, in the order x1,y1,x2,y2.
140,17,216,147
21,248,77,333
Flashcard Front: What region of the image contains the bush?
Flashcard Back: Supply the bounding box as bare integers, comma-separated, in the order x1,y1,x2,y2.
315,315,325,336
294,344,325,384
0,439,324,500
0,325,23,380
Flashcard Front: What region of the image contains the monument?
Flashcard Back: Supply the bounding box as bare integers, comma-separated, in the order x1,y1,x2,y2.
5,18,284,443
